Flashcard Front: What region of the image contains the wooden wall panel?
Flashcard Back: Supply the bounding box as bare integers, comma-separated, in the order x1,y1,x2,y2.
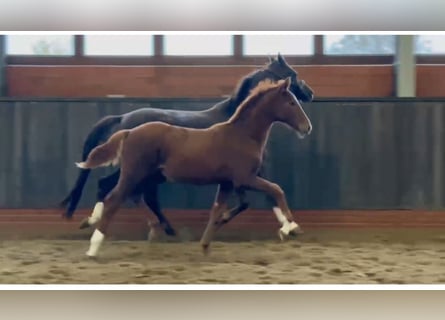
416,65,445,97
1,209,445,241
0,98,444,211
6,65,394,98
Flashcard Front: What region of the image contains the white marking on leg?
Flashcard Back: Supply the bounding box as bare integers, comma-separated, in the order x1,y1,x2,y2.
280,221,301,234
280,222,292,236
86,229,105,257
147,219,159,242
272,207,287,225
75,162,87,169
273,207,300,236
88,202,104,225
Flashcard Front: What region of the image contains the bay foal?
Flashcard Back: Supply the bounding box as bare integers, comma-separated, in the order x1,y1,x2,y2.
77,78,312,256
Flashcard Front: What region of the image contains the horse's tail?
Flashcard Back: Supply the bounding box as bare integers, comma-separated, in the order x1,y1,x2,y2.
76,130,130,170
60,115,122,218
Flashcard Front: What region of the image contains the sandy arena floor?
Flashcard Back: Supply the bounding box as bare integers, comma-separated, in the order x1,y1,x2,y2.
0,229,444,284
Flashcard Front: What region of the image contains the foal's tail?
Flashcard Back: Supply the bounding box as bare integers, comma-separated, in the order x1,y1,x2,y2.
60,115,123,219
76,130,130,170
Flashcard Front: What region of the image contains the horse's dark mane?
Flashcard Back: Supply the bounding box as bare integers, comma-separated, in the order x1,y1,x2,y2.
228,64,272,112
209,57,296,117
230,55,295,108
228,79,282,123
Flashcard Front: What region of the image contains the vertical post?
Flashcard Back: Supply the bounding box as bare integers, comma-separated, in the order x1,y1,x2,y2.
432,104,443,209
233,35,243,58
74,35,84,57
314,35,323,56
0,35,6,96
154,35,163,57
394,35,416,97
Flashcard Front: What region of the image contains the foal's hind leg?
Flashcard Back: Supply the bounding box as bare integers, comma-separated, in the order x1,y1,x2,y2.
242,177,302,241
79,170,120,229
86,187,126,257
200,182,233,255
215,188,249,230
86,167,142,257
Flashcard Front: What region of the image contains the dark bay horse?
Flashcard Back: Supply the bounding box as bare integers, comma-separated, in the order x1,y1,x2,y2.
60,53,314,237
77,78,312,256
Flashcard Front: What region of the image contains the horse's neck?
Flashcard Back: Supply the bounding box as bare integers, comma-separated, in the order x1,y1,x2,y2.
202,98,236,118
231,112,274,146
204,78,255,118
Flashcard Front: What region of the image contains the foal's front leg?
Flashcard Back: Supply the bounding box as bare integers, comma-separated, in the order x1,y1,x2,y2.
242,177,302,241
200,183,233,255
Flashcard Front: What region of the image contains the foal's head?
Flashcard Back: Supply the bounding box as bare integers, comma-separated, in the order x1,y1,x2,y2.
256,78,312,138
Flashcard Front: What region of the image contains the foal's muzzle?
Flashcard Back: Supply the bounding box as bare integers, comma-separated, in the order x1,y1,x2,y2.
297,122,312,139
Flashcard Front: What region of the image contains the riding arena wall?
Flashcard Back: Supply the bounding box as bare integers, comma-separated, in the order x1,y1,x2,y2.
1,91,444,240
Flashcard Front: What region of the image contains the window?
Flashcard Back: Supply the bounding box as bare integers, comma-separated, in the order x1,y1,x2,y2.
164,35,233,55
415,35,445,54
6,35,74,55
243,35,313,55
3,34,407,65
324,35,396,55
84,35,154,56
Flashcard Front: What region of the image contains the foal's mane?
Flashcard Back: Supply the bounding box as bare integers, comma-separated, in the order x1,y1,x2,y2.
228,79,283,123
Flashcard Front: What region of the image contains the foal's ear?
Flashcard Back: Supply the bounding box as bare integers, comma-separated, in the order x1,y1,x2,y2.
268,55,276,63
280,77,291,91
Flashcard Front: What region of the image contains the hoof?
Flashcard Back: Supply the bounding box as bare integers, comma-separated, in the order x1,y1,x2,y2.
164,225,177,237
62,214,73,221
289,224,304,236
278,229,288,242
278,222,303,241
239,202,249,211
289,228,304,236
85,252,97,259
201,244,211,256
79,218,91,229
